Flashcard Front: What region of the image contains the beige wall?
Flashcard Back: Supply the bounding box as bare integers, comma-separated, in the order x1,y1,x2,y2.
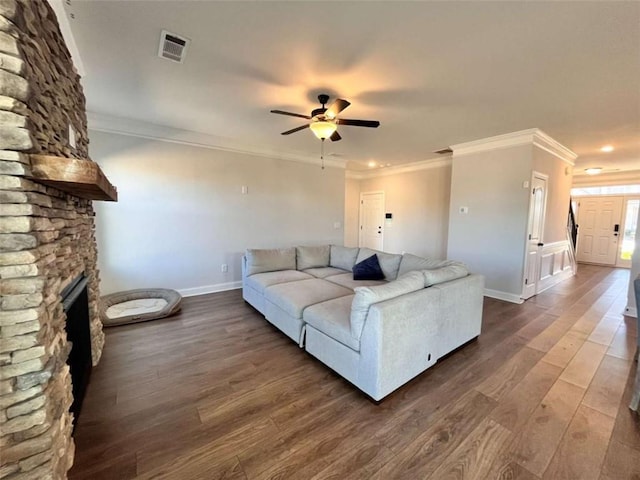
350,166,452,258
91,130,345,295
533,148,574,243
448,145,533,296
344,177,361,247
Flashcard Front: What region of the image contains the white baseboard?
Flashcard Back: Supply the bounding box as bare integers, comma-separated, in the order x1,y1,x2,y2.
484,289,524,304
625,306,638,318
178,281,242,297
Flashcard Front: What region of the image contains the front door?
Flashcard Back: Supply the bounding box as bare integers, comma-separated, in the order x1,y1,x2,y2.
576,196,623,265
359,191,384,250
523,173,547,299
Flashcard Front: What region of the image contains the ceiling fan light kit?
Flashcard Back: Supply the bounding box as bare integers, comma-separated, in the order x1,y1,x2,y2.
309,120,337,140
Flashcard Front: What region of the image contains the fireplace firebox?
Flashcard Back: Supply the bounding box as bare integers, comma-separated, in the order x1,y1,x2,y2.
62,274,93,428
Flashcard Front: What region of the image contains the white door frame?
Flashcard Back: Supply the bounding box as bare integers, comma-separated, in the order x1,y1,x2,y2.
617,195,640,268
359,191,385,250
523,172,548,299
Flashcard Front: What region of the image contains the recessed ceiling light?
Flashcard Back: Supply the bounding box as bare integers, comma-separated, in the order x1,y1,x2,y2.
367,161,376,168
600,145,614,153
585,167,603,175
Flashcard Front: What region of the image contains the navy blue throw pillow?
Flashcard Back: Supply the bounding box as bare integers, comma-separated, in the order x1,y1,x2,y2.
353,254,385,280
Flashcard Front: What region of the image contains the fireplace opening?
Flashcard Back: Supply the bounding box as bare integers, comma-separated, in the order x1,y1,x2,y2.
62,274,92,429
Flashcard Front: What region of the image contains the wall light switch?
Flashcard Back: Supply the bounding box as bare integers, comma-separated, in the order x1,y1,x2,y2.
523,180,529,188
221,264,228,273
459,206,469,214
333,222,341,229
241,186,248,194
68,124,76,149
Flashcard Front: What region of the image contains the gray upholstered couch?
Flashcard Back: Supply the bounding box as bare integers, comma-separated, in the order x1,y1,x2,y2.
242,245,484,400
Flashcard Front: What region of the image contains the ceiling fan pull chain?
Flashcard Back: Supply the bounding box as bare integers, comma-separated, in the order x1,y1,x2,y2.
320,139,325,170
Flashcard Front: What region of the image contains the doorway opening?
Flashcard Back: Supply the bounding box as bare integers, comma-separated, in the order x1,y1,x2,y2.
572,186,640,268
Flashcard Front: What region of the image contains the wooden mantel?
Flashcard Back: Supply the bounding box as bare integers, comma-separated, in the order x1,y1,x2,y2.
28,154,118,201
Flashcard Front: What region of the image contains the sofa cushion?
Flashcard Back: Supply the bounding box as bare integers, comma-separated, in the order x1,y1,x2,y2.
423,263,468,286
397,253,451,278
303,295,359,351
246,248,296,276
296,245,330,271
356,248,402,281
330,245,359,272
325,272,387,291
350,271,425,338
245,270,314,295
353,254,385,280
303,267,347,279
264,278,353,319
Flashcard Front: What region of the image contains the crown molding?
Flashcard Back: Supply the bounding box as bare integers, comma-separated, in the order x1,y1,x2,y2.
47,0,85,76
346,156,452,180
572,169,640,187
532,130,577,165
451,128,577,165
87,112,346,170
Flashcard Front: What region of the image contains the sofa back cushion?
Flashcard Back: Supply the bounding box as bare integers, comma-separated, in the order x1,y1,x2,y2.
245,247,296,276
423,262,468,286
330,245,359,272
356,248,402,281
350,271,425,338
296,245,330,270
397,253,449,277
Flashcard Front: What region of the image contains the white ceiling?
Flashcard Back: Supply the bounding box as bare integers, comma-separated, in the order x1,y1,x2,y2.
60,1,640,175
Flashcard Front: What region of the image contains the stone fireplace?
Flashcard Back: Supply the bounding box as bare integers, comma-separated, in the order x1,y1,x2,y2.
0,1,115,478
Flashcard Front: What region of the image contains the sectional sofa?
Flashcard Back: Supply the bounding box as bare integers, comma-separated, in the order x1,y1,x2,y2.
242,245,484,400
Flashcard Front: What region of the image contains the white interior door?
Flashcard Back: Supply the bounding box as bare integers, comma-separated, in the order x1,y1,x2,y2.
359,191,384,250
576,196,623,265
523,173,547,299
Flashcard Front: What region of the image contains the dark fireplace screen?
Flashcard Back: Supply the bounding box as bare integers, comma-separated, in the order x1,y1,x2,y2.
62,274,92,428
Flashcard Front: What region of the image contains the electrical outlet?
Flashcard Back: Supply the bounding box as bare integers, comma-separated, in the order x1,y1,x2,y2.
221,264,228,273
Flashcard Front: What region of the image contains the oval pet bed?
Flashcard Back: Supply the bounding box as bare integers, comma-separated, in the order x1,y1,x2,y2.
100,288,182,327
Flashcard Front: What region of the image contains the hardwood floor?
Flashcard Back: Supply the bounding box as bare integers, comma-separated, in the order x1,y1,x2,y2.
69,265,639,480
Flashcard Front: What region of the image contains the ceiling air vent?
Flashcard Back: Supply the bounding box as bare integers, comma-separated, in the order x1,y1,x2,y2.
158,30,190,63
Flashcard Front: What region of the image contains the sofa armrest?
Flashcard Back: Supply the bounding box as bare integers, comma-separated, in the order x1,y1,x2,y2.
357,273,484,400
358,286,442,400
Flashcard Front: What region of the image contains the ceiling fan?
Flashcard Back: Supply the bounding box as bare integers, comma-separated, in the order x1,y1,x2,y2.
270,94,380,142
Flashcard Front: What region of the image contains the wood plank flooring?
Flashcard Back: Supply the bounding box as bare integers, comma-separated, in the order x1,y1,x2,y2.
69,265,640,480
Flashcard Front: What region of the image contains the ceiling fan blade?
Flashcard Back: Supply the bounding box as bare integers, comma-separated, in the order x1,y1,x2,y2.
330,131,342,142
325,98,351,119
281,124,310,135
336,119,380,128
271,110,311,120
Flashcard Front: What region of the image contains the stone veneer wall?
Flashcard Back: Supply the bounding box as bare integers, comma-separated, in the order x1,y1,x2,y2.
0,1,104,479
